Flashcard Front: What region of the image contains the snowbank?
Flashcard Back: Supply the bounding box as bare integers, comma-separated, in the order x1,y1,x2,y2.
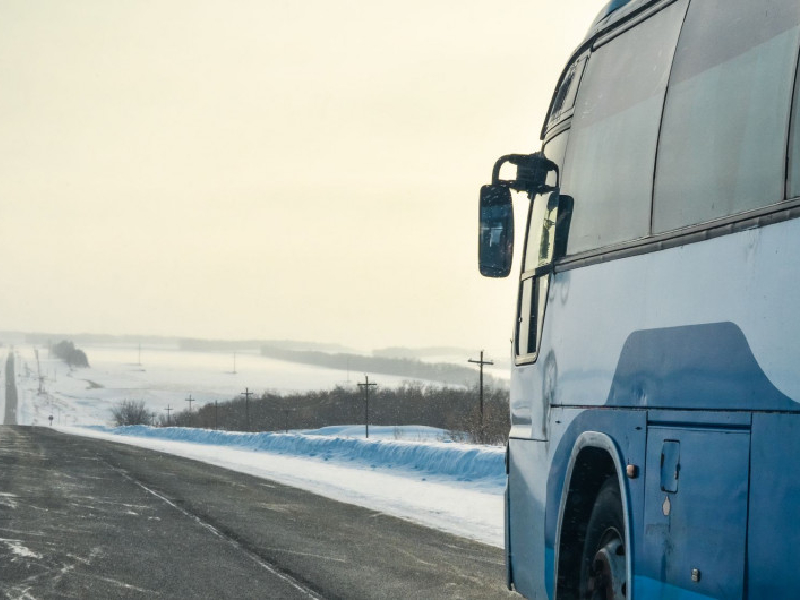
301,424,449,442
89,426,506,484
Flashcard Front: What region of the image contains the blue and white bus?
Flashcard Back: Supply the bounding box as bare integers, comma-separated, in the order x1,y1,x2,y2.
478,0,800,598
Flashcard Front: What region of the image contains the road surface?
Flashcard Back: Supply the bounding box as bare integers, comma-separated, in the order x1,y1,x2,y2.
0,427,518,599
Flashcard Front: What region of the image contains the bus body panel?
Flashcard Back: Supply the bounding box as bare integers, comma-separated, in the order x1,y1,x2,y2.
521,218,800,425
543,409,645,596
507,437,549,598
509,408,646,598
510,408,792,597
640,425,750,598
510,352,546,439
509,218,800,596
747,412,800,596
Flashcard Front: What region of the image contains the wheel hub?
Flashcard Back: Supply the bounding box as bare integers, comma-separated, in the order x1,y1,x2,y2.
588,538,626,599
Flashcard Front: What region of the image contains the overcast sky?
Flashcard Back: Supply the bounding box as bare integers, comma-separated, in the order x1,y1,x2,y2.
1,0,606,358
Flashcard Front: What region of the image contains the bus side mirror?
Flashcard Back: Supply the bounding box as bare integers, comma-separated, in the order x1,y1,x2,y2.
479,185,514,277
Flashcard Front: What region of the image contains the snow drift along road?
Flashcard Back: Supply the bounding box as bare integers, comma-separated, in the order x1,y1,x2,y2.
88,425,506,485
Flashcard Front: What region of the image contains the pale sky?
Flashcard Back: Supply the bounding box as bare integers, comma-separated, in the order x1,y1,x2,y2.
1,0,606,358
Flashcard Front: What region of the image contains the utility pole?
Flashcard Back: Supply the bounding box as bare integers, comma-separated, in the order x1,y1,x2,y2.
233,352,237,375
468,350,494,444
35,348,44,395
357,375,377,439
165,405,173,426
185,394,194,412
242,387,253,431
215,400,219,430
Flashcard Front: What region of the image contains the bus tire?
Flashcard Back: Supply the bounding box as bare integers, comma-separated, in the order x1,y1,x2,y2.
578,477,626,599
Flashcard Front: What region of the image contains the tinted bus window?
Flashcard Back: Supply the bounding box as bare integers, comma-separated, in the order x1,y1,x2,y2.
546,57,587,131
524,133,567,272
653,0,800,233
561,0,686,255
789,66,800,198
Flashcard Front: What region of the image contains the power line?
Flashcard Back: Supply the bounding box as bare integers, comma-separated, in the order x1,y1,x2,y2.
242,387,253,431
284,408,292,434
468,350,494,444
357,375,377,439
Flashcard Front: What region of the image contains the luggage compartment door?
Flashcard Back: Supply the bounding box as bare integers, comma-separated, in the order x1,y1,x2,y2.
640,426,750,598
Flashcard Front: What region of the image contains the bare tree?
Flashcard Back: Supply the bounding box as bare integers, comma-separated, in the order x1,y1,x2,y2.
111,400,153,426
446,387,510,445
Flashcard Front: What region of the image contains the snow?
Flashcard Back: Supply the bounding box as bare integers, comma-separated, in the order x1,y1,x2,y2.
9,342,473,427
302,424,450,442
7,342,508,548
2,538,43,560
84,425,505,484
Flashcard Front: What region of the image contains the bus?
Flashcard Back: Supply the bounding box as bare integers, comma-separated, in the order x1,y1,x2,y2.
477,0,800,598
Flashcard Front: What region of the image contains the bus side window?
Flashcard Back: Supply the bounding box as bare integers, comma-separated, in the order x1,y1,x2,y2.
516,276,549,361
546,56,587,131
560,0,687,255
653,0,800,232
515,135,566,364
553,195,574,261
788,38,800,198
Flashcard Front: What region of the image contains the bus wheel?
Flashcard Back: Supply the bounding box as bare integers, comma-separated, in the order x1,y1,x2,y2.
579,477,626,599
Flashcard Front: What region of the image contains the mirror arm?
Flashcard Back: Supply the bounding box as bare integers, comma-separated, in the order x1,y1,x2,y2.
490,153,559,195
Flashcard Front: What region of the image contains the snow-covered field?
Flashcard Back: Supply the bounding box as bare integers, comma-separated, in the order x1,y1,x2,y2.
3,342,508,548
8,342,466,427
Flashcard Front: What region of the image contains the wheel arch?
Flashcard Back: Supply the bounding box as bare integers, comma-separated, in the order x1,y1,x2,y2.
553,431,632,600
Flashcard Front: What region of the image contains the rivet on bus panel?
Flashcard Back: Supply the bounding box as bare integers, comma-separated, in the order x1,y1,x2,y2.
626,464,638,479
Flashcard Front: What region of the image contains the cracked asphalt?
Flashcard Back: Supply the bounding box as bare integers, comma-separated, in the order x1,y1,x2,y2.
0,427,518,600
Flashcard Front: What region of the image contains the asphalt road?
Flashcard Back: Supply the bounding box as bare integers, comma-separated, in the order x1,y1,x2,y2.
0,427,519,600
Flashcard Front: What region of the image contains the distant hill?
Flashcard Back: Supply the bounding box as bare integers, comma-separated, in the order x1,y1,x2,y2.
14,332,354,355
260,346,501,387
372,346,510,373
180,338,353,354
371,346,474,360
22,332,182,346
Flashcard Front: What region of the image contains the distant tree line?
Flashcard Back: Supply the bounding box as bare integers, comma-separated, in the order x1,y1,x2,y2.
158,383,510,445
51,340,89,368
260,347,495,388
